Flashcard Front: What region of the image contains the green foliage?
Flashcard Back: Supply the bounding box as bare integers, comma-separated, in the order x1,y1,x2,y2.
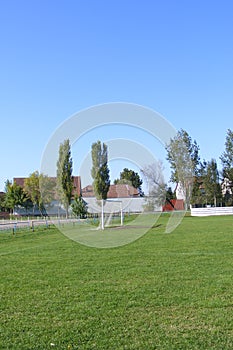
24,171,56,214
202,159,222,206
4,180,29,213
1,216,233,349
220,129,233,172
166,129,200,182
191,177,205,206
0,192,6,211
71,195,88,218
91,141,110,200
166,129,200,208
57,139,73,217
24,171,42,212
113,178,132,186
115,168,143,194
166,186,176,201
220,129,233,198
91,141,108,180
94,164,110,200
39,174,56,206
191,159,222,207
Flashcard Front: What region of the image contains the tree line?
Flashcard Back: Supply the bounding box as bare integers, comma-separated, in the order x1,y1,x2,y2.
0,140,110,219
1,128,233,215
166,128,233,208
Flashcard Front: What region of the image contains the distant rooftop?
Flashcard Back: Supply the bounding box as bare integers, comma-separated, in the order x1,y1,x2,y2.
82,184,140,198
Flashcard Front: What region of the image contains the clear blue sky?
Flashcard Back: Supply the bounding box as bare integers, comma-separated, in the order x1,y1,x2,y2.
1,0,233,191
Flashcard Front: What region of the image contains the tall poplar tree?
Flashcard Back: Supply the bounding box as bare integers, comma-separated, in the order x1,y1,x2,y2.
91,141,110,229
56,139,73,218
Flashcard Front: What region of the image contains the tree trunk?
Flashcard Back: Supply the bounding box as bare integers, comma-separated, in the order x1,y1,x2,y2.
101,199,104,230
66,205,69,219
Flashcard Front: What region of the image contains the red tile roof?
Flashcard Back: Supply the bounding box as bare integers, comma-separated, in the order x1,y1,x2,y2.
82,185,94,197
82,184,139,198
14,178,26,188
13,176,81,197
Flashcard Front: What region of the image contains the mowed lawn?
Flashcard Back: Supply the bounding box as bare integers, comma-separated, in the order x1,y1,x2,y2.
1,215,233,349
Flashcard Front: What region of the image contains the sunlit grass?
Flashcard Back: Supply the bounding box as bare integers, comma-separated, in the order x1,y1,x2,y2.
1,214,233,349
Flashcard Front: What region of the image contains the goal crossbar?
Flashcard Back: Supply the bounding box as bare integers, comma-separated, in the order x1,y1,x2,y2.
103,199,123,227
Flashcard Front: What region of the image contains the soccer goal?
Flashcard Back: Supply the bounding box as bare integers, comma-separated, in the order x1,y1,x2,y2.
102,199,123,228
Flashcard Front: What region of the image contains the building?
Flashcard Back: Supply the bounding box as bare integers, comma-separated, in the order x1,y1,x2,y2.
82,184,160,214
13,176,81,198
82,184,139,199
13,176,81,216
221,177,232,196
10,177,164,215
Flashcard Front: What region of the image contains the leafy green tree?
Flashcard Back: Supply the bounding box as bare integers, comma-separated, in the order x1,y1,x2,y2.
202,159,222,207
191,180,205,207
24,171,56,215
56,139,73,218
91,141,110,229
114,168,143,195
113,178,132,186
166,186,176,201
24,171,41,214
39,174,56,210
166,129,200,209
4,181,28,214
220,129,233,197
71,195,88,219
0,192,6,211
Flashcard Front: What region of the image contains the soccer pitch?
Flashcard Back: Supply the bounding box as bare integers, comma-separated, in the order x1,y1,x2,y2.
1,214,233,349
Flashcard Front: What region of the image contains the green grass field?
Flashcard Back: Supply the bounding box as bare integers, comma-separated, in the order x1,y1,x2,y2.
1,214,233,349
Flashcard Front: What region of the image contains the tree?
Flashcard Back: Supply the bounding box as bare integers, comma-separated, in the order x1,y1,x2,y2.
24,171,42,214
91,141,110,229
0,192,6,211
166,186,176,201
202,159,222,207
220,129,233,199
24,171,56,215
141,161,166,210
39,174,56,209
4,181,28,214
114,168,143,195
190,160,206,207
166,129,200,209
71,195,88,219
56,139,73,218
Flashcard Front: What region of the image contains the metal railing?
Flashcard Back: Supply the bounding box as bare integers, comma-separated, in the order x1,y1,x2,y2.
0,217,82,233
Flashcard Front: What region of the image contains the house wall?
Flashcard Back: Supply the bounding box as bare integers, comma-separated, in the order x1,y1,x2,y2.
163,199,184,211
175,182,186,200
84,197,162,214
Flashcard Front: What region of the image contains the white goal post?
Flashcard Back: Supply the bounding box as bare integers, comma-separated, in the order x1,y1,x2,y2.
102,199,123,228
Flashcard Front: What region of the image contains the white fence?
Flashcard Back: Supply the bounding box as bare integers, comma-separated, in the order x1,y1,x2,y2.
191,206,233,217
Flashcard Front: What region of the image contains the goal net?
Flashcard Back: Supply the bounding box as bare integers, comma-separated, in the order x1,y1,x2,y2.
103,199,123,228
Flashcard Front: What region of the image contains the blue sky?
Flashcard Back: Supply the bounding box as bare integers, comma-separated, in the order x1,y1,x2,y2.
0,0,233,191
